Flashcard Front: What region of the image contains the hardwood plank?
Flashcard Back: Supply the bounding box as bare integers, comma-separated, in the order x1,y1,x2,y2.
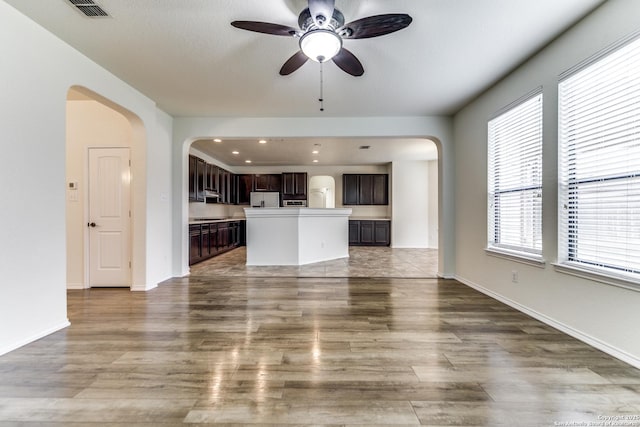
0,275,638,425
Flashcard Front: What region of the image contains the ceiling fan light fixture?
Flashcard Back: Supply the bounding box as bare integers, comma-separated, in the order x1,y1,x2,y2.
300,29,342,63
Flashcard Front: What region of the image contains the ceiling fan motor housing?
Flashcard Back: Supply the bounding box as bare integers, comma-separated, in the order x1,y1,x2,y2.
298,7,345,33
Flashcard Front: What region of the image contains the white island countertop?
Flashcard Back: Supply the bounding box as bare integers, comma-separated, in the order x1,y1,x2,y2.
244,207,352,266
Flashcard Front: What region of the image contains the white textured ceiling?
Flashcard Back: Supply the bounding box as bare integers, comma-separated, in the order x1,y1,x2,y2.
7,0,604,166
6,0,604,118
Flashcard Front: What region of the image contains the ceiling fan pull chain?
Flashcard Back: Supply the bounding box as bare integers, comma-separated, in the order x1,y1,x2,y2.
319,62,325,112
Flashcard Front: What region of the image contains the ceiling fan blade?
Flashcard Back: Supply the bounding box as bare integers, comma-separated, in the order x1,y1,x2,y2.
280,51,309,75
332,48,364,77
231,21,298,37
308,0,335,28
339,14,412,39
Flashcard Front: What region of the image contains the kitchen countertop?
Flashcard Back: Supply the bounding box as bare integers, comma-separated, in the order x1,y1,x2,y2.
189,217,246,224
349,217,391,221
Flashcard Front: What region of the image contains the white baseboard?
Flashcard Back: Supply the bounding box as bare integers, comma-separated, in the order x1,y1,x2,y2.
455,275,640,370
0,319,71,357
131,282,157,292
66,282,86,290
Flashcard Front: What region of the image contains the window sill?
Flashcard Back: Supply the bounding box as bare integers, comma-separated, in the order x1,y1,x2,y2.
553,262,640,293
485,247,545,268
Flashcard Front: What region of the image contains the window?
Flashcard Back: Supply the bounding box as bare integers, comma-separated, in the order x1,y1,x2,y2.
488,90,543,258
558,35,640,283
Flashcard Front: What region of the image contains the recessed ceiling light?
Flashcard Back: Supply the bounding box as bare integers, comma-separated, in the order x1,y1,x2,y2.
312,150,319,154
313,159,319,163
245,160,252,163
258,139,267,144
213,138,222,143
232,151,239,155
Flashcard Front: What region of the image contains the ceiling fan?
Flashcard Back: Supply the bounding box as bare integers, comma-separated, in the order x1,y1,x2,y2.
231,0,412,77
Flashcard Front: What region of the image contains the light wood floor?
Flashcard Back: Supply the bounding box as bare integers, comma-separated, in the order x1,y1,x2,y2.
1,275,640,424
190,247,439,278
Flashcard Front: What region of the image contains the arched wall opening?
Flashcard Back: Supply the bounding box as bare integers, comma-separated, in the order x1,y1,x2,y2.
308,176,336,209
173,117,454,278
66,85,148,290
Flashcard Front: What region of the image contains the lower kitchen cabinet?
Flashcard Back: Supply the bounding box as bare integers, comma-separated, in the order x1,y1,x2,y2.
348,220,391,246
189,220,246,265
189,224,203,264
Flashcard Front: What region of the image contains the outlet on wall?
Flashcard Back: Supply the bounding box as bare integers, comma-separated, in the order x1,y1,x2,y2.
511,270,519,283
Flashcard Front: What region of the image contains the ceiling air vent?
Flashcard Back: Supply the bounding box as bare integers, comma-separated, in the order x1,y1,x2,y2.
66,0,110,18
359,145,371,150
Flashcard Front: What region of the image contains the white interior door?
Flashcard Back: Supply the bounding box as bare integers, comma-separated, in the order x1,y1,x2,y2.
88,148,131,287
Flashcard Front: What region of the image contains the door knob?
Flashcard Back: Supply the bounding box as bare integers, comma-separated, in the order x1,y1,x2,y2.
88,222,97,228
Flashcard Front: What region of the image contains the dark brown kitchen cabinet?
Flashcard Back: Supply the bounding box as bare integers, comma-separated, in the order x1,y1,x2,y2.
348,220,361,244
348,220,390,246
236,174,253,205
253,174,281,192
188,155,206,202
218,169,233,204
189,224,202,264
342,174,359,205
227,171,237,204
209,223,219,254
342,174,388,206
239,220,246,246
196,157,206,202
189,220,246,265
188,155,197,201
374,221,391,245
189,155,215,203
206,163,218,192
217,222,229,250
281,172,308,200
359,221,375,244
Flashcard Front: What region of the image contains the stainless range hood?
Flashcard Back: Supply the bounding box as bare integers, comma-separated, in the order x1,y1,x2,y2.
204,189,220,202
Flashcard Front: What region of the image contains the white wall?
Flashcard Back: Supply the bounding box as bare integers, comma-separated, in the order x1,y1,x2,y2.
427,160,438,248
173,116,455,278
391,161,433,248
453,0,640,367
0,1,174,355
146,107,174,287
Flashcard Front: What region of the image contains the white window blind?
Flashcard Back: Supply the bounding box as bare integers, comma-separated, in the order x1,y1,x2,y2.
488,91,543,256
559,35,640,281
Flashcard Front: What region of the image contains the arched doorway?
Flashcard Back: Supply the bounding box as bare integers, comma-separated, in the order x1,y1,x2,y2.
65,86,145,289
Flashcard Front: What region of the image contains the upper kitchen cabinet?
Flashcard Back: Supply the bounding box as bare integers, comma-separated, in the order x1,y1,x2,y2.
236,174,253,205
218,168,232,204
281,172,307,200
342,174,389,205
189,155,197,201
196,158,206,202
342,174,359,205
254,174,282,192
205,163,218,193
188,155,206,202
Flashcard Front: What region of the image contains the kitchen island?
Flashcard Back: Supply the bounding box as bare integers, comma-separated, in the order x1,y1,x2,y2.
244,208,352,266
